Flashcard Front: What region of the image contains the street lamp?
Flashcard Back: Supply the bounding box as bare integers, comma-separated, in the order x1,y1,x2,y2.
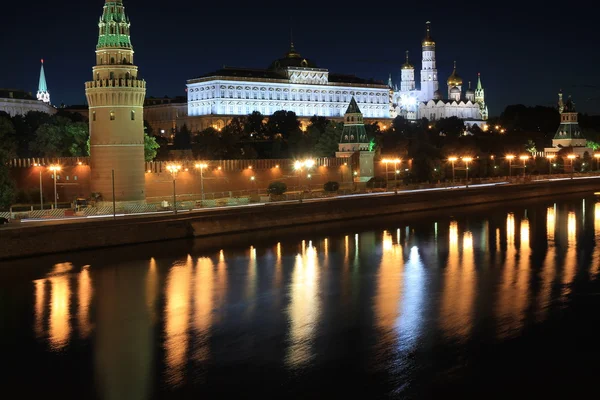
448,156,458,183
48,165,61,209
594,153,600,171
546,154,556,175
519,155,529,177
567,154,576,179
194,162,208,207
34,163,44,210
462,157,472,187
166,164,182,214
506,155,515,177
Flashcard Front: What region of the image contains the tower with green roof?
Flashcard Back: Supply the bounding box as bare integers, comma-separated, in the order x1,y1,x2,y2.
36,59,50,104
544,91,592,158
85,0,147,202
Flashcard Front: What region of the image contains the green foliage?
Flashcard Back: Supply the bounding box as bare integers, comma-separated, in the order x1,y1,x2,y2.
525,139,537,155
267,181,287,195
28,116,89,157
143,119,154,137
174,124,192,149
586,140,600,150
245,112,266,138
266,110,300,139
435,117,465,138
144,133,160,161
0,116,16,209
313,121,343,157
323,181,339,192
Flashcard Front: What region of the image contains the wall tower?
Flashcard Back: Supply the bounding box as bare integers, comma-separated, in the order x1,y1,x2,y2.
474,72,488,120
420,21,438,101
85,0,146,202
400,51,415,92
37,59,50,104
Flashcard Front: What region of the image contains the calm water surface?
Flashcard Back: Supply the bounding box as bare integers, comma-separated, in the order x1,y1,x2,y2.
2,195,600,399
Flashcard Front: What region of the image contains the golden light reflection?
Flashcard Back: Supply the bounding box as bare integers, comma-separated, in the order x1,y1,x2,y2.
48,271,71,350
78,265,93,339
34,279,46,339
344,235,349,262
193,257,214,362
374,230,404,349
164,256,192,386
146,257,159,323
538,207,557,322
440,222,476,340
275,243,283,288
246,246,257,301
592,203,600,279
562,212,577,294
286,242,320,368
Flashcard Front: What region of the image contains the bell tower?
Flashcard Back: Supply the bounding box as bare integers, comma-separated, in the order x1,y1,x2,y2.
85,0,146,202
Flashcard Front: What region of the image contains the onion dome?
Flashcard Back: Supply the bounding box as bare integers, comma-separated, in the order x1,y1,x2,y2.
433,89,442,100
422,21,435,47
401,50,414,70
450,86,461,95
447,61,463,86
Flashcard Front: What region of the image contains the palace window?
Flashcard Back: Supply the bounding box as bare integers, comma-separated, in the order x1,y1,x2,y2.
110,111,115,120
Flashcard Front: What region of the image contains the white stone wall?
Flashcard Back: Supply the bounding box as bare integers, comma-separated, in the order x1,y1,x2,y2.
0,98,56,117
419,100,481,121
186,80,390,119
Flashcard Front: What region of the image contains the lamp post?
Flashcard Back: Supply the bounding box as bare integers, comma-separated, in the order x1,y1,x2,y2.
567,154,576,179
506,155,515,177
382,159,389,188
166,164,182,214
195,162,208,207
48,165,61,209
462,157,472,188
519,155,529,177
594,153,600,171
34,164,44,210
448,156,458,183
546,154,556,175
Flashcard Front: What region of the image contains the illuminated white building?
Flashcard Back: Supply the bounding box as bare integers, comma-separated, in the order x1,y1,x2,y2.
392,22,488,123
185,43,391,132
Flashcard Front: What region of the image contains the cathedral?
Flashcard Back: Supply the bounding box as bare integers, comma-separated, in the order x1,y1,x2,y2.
391,22,488,125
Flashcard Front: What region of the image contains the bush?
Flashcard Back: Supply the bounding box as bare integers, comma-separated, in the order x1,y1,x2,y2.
323,181,339,192
366,176,387,189
267,181,287,195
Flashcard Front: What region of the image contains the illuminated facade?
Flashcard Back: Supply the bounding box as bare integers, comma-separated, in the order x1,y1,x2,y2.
185,42,390,132
392,22,488,123
0,60,55,117
85,0,147,202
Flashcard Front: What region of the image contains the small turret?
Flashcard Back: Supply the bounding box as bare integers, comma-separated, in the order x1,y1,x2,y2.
36,59,50,104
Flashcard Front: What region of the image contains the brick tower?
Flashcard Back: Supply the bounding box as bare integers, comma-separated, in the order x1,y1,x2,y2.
85,0,146,202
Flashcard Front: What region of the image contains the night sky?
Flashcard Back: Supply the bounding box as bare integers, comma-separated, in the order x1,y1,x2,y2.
1,0,598,116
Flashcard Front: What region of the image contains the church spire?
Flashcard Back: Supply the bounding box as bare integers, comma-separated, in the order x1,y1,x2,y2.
388,73,393,88
37,59,50,104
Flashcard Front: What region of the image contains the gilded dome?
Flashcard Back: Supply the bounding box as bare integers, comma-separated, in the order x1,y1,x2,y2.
422,21,435,46
401,50,413,69
269,42,317,70
447,61,463,86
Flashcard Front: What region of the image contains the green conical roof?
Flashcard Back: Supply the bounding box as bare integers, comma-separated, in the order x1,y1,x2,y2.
38,59,47,92
476,73,483,90
345,96,361,114
97,1,132,49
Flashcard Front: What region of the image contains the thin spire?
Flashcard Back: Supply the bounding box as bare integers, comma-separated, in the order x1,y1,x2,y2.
453,60,457,70
468,81,471,89
38,59,47,92
425,21,431,38
405,50,409,63
476,72,483,90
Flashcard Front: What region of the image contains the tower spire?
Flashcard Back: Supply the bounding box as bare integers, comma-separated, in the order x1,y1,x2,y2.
405,50,409,64
388,73,393,89
37,59,50,104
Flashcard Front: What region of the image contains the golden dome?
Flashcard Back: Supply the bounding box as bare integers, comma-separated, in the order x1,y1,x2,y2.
401,50,414,69
447,61,463,86
422,21,435,46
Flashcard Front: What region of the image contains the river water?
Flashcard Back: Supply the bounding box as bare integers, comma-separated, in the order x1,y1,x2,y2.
2,195,600,399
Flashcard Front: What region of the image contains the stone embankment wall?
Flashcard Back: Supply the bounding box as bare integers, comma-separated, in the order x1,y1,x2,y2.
1,178,598,260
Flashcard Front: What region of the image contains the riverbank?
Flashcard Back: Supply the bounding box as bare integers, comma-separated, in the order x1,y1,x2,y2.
2,177,600,260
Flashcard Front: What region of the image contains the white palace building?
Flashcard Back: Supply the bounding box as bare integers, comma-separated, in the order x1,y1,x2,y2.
145,22,489,135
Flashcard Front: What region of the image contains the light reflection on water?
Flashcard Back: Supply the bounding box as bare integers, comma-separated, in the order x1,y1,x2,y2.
16,197,600,398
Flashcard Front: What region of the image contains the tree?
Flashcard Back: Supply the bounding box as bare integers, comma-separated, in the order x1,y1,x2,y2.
143,119,154,137
267,110,300,139
66,121,89,156
244,112,266,138
29,116,89,157
435,117,465,138
144,133,160,161
525,139,537,156
313,121,342,157
174,124,192,149
0,117,17,209
29,123,63,157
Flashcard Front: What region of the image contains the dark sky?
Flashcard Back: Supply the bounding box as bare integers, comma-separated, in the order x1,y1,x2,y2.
1,0,598,116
